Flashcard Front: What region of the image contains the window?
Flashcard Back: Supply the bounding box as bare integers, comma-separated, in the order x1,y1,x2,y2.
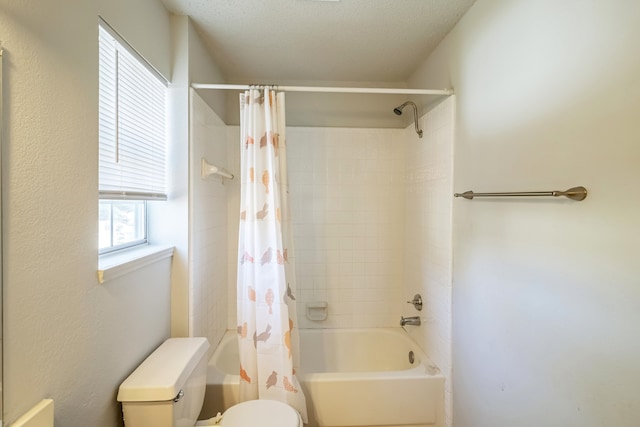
99,200,146,251
98,23,167,254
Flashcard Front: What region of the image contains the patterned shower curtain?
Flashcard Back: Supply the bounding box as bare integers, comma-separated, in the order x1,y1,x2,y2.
236,88,308,422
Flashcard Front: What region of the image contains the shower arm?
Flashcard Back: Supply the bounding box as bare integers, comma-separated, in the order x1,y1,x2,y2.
394,101,423,138
411,106,423,139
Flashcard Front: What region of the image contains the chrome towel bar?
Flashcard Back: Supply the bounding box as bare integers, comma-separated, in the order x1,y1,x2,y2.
454,186,587,201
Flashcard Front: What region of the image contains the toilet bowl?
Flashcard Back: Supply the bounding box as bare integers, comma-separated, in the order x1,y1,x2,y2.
196,400,302,427
117,337,301,427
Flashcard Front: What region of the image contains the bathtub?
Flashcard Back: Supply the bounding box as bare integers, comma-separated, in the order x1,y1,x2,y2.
200,328,444,427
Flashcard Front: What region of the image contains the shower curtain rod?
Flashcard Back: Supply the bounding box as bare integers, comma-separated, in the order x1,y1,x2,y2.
191,83,453,96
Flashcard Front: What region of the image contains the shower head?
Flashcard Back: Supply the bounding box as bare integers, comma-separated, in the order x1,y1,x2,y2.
392,101,423,138
393,101,411,116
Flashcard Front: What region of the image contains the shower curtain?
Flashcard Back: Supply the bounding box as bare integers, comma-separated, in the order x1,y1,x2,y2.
236,88,307,422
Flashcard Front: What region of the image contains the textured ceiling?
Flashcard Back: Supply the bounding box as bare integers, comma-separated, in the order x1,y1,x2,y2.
160,0,476,84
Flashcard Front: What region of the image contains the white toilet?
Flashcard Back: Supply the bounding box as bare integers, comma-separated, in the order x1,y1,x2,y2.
117,337,303,427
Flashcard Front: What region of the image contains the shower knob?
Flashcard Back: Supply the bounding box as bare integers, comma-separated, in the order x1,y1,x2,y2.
406,294,423,311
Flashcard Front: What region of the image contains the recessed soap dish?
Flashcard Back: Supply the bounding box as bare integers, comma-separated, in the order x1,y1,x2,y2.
306,301,328,321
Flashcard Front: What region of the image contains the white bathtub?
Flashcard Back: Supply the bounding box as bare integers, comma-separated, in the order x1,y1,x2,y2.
200,328,444,427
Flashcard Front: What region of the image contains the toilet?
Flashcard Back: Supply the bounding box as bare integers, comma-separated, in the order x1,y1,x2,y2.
117,337,303,427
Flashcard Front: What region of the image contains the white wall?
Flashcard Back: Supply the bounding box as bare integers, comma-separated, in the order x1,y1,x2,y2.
289,127,406,329
409,1,640,426
151,14,191,338
0,1,174,426
99,0,172,80
226,126,241,329
144,15,231,349
226,126,406,329
165,16,230,340
403,97,454,427
221,99,454,424
187,20,229,350
188,21,228,125
189,90,229,351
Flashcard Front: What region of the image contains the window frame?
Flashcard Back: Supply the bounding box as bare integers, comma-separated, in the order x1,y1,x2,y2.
99,200,148,255
98,19,168,255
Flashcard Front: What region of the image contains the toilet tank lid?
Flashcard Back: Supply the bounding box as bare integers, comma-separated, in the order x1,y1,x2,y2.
117,337,209,402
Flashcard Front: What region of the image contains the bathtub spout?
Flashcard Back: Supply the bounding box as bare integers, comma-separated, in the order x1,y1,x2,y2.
400,316,421,326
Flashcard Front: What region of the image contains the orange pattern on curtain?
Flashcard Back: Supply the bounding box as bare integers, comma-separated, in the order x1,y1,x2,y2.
236,88,307,422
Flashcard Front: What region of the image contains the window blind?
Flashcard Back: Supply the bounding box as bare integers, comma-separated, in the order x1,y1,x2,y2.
99,26,167,201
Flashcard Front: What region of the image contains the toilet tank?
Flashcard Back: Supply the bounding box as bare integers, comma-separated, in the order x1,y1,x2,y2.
117,337,210,427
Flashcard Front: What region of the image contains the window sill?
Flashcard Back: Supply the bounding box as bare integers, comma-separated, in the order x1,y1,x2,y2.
98,244,174,284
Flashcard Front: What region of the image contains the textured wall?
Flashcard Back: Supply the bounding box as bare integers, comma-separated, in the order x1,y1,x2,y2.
409,1,640,426
1,1,173,426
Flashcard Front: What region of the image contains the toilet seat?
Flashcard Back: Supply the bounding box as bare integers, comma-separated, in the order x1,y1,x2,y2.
219,400,302,427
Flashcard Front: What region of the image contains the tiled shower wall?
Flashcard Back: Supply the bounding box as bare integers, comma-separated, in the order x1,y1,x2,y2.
189,92,228,350
403,97,454,427
227,127,407,329
198,94,453,424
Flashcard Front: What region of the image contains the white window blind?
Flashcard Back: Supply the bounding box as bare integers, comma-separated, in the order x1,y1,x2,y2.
99,25,167,200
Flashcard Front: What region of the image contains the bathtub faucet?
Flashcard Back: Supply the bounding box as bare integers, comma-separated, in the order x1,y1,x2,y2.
400,316,421,326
